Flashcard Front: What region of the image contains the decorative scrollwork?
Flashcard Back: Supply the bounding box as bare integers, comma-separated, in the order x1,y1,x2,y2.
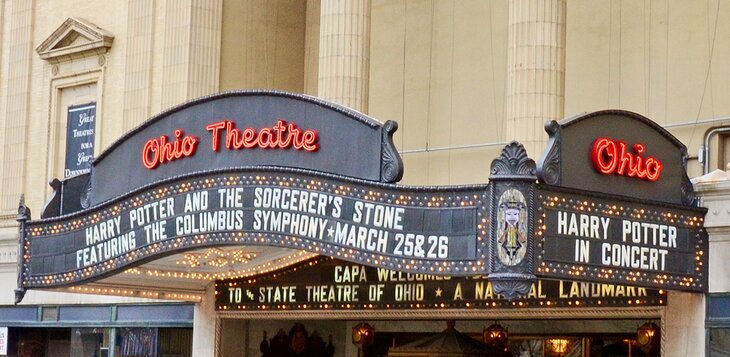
490,142,536,179
536,120,561,185
16,194,30,304
680,147,696,206
17,194,30,221
489,273,536,301
681,180,695,206
14,288,26,305
381,120,404,183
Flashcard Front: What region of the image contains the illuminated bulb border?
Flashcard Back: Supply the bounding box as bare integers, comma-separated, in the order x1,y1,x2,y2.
66,285,203,302
23,172,490,288
214,257,668,311
535,192,706,290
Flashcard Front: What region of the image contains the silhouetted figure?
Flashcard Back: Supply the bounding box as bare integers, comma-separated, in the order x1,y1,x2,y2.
260,324,335,357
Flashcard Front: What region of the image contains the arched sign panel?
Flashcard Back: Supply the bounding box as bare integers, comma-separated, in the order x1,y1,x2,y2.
89,91,403,206
537,110,694,206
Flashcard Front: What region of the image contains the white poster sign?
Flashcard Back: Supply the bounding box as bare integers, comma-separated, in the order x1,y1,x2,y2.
0,326,8,355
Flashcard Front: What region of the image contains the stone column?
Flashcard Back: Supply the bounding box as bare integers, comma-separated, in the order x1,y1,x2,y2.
318,0,371,113
505,0,566,158
192,282,217,357
0,0,34,216
123,0,155,131
663,291,705,356
159,0,222,113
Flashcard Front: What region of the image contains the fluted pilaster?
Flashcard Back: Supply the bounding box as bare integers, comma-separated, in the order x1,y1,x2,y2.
187,0,222,100
1,0,34,213
505,0,565,158
160,0,222,112
123,0,155,131
318,0,370,112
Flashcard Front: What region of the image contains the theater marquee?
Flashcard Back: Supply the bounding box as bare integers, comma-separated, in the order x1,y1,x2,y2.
215,258,666,311
24,169,487,288
535,110,708,291
535,187,706,290
14,94,708,303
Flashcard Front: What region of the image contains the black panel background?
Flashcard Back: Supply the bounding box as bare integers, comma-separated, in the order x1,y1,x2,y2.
560,113,685,204
90,95,384,205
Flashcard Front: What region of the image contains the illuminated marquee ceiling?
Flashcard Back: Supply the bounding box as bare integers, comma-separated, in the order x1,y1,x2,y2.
64,245,317,302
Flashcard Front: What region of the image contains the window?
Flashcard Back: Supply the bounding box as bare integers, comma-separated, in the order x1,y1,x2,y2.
720,133,730,171
708,294,730,357
70,328,110,357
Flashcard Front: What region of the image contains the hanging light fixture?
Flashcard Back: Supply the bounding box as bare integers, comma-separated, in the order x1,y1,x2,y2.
483,322,509,350
636,322,660,354
545,338,572,357
352,323,375,348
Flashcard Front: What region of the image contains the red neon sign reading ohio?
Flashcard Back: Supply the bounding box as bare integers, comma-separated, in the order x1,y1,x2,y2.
591,137,663,181
142,120,319,169
142,129,199,169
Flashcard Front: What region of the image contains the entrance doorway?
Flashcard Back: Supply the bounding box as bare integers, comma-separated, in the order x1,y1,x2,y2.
217,318,660,357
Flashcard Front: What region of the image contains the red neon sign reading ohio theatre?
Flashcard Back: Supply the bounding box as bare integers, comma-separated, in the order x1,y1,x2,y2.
591,137,663,181
142,120,319,169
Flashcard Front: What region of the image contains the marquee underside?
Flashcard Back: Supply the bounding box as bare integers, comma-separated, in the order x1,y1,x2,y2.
51,245,314,302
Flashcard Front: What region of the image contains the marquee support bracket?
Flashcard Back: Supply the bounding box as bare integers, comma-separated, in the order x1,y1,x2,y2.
15,194,30,304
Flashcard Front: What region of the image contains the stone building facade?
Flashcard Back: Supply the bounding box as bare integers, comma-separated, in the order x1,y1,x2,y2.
0,1,729,356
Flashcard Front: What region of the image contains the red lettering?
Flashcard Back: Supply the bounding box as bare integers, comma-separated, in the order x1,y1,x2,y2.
301,130,317,151
273,120,291,148
259,128,274,148
142,140,159,169
242,128,257,148
592,138,618,174
206,120,318,152
289,125,303,149
145,119,318,170
206,121,227,151
591,137,663,181
141,129,198,169
225,121,243,149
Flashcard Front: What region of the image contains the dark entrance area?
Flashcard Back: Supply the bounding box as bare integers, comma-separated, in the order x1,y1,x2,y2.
218,318,661,357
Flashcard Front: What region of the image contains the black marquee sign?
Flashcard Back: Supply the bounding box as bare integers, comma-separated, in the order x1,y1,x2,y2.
14,94,708,304
215,257,667,311
535,111,707,291
22,168,488,288
534,186,706,291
